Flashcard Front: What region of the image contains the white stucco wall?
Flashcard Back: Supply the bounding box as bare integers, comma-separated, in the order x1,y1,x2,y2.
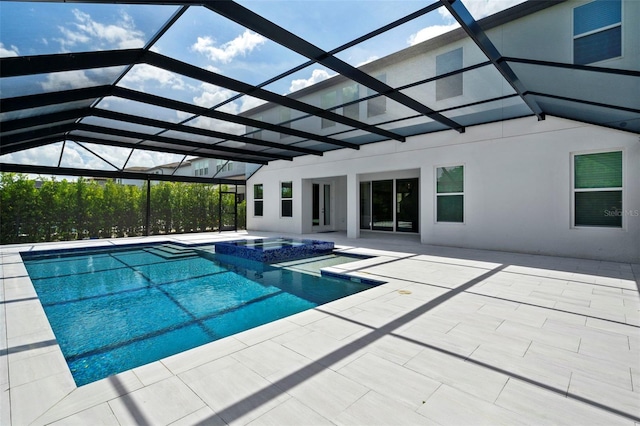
247,116,639,263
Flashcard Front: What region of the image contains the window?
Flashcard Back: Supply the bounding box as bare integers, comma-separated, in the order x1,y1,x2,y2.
436,165,464,223
436,48,463,101
573,151,622,227
254,184,263,217
193,160,209,177
321,92,336,128
216,160,233,173
573,0,621,65
280,108,291,139
281,181,293,217
367,74,386,118
246,115,263,139
342,83,359,121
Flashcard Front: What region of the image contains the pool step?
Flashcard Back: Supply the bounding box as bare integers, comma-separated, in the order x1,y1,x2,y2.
146,244,199,260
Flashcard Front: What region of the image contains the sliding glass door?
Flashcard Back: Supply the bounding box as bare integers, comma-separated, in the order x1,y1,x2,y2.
360,178,418,233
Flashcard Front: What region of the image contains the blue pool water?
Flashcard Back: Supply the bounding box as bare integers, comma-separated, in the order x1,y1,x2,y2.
22,243,376,386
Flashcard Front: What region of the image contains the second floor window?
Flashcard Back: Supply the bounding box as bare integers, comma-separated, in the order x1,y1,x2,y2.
436,48,463,101
573,0,621,65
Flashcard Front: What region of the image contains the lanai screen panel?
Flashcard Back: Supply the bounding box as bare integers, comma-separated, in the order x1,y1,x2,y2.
1,0,638,181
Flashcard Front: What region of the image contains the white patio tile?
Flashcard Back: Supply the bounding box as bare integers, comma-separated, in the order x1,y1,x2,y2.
418,383,530,425
337,352,441,410
405,347,510,403
48,403,119,426
9,346,69,387
468,344,572,392
132,361,174,386
10,372,76,426
33,371,144,426
232,318,301,347
278,365,369,421
169,406,226,426
178,357,290,425
305,314,368,341
569,372,640,419
525,342,634,391
496,320,581,352
335,390,433,426
495,378,633,425
231,339,311,381
161,336,247,375
108,376,205,426
247,397,333,426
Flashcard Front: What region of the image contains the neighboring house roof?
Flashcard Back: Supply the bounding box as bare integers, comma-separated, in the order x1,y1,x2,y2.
0,0,637,183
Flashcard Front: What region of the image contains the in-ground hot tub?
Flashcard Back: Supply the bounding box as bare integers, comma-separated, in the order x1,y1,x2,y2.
213,237,334,263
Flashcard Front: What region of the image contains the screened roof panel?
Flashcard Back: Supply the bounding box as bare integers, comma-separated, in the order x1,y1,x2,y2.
60,141,119,171
0,100,95,122
531,95,640,133
333,6,459,70
236,1,433,52
77,143,133,170
1,0,638,181
0,66,126,99
0,141,64,167
508,62,640,110
0,2,179,56
80,116,167,136
183,116,245,136
95,97,185,123
399,65,517,111
441,96,532,127
69,130,144,145
151,6,307,86
1,119,78,138
125,150,188,170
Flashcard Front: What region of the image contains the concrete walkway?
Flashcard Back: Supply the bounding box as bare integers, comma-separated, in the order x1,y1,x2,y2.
2,231,639,425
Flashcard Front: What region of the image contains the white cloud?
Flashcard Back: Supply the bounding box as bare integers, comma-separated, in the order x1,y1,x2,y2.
289,69,335,93
120,64,188,91
0,143,63,167
408,23,460,46
192,30,266,64
55,8,145,52
193,83,236,110
0,42,19,57
40,70,95,91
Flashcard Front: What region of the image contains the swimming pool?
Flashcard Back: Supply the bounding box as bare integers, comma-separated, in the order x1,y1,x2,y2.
21,242,379,386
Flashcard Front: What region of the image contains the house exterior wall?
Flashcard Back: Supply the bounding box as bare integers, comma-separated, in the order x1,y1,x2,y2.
247,116,639,262
244,0,639,262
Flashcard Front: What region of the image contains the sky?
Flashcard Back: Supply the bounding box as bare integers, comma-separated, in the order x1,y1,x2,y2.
0,0,526,174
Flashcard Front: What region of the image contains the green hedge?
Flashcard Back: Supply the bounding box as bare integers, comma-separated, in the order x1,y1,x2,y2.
0,173,245,244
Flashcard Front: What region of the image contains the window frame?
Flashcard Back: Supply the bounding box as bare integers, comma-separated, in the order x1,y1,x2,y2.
253,183,263,217
572,0,623,65
435,164,465,224
571,149,624,229
280,181,293,218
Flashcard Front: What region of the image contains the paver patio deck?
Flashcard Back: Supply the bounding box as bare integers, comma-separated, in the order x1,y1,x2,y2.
2,231,639,425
